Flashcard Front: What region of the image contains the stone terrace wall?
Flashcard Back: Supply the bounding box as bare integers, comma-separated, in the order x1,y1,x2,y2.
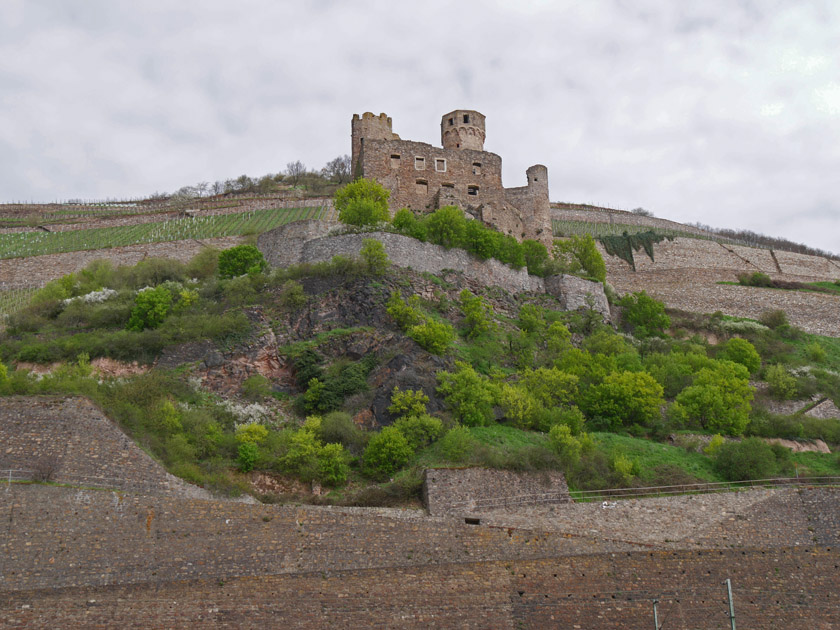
0,396,209,498
551,204,713,236
423,468,570,516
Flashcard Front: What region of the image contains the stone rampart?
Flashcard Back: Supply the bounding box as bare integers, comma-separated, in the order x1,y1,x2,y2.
423,468,570,516
551,204,713,236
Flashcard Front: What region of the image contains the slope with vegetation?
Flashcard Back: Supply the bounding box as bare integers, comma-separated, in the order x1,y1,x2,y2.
1,178,838,503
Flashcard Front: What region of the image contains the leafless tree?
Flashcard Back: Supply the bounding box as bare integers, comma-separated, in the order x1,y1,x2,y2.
322,154,352,184
285,161,306,187
32,454,62,482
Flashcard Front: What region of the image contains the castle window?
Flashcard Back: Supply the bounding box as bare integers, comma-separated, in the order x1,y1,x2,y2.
463,114,470,123
435,158,446,172
416,179,428,195
414,156,425,170
449,118,454,125
467,185,479,196
472,162,481,175
390,154,400,168
442,182,454,188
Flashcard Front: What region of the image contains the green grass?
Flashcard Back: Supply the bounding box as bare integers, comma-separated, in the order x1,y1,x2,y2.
0,206,326,259
809,281,840,295
592,432,721,482
790,451,840,477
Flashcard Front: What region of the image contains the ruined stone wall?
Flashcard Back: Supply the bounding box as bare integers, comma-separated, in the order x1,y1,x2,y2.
360,138,503,213
256,219,335,268
422,468,570,516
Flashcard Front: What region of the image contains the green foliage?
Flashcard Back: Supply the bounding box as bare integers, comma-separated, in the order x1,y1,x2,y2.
281,428,350,485
235,423,269,444
704,434,725,456
765,364,798,400
391,208,427,240
550,234,607,282
436,425,478,463
713,438,790,481
672,360,754,435
805,342,827,363
237,442,259,472
335,178,390,226
218,244,267,279
388,387,429,419
459,289,493,338
517,304,544,334
582,371,664,431
241,374,275,401
498,383,540,428
618,291,670,338
521,239,550,276
386,291,424,329
643,350,715,397
759,309,789,330
127,286,173,331
319,411,368,456
519,367,579,408
393,414,445,449
360,239,389,275
279,280,307,310
407,319,456,355
425,205,467,247
185,247,220,280
548,424,583,466
437,361,497,426
599,230,673,272
362,426,414,479
737,271,774,288
718,337,761,374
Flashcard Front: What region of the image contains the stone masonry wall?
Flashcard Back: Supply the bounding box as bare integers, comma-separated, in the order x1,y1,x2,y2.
0,396,209,498
423,468,570,516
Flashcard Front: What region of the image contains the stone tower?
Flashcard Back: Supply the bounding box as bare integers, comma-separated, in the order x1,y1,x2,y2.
441,110,486,151
351,112,398,178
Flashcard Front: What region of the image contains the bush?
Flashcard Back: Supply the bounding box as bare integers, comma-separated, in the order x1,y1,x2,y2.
127,286,173,331
237,442,259,472
550,234,607,282
386,291,424,329
186,248,220,279
581,371,664,430
279,280,307,310
393,414,444,449
438,425,477,462
618,291,670,338
766,364,797,400
335,178,390,226
437,362,497,426
738,272,774,288
218,245,267,279
319,411,368,456
388,387,429,419
360,239,389,275
408,319,456,355
459,289,493,338
759,309,788,330
718,337,761,374
362,426,414,479
672,360,753,435
522,239,550,276
805,342,827,363
241,374,275,401
424,205,467,247
235,422,269,444
713,438,786,481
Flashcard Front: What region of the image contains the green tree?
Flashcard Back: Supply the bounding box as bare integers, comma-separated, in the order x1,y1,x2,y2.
218,244,267,278
424,205,467,247
408,319,456,355
127,286,172,331
718,337,761,374
672,360,754,435
522,239,550,276
237,442,259,472
335,177,390,226
713,438,785,481
362,426,414,479
766,364,797,400
519,367,579,408
582,370,664,430
388,387,429,419
618,291,670,338
360,238,389,275
393,414,444,449
459,289,493,338
437,361,497,426
551,234,607,283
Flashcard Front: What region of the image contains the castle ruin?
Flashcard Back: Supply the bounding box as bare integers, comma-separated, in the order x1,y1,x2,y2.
351,110,553,245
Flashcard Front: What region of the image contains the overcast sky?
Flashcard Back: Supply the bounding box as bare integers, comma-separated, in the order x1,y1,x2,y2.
1,0,838,253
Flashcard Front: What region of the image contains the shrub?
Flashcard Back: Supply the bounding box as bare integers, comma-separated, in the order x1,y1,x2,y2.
718,337,761,374
459,289,493,338
519,367,578,408
218,245,267,279
407,319,456,355
237,442,259,472
438,425,477,462
713,438,784,481
319,411,368,456
618,291,670,338
704,433,726,456
522,239,550,276
241,374,275,401
738,272,774,288
235,422,269,445
393,414,445,449
386,291,424,329
805,342,827,363
335,178,390,226
388,387,429,419
316,442,350,486
550,234,607,282
672,360,753,435
759,309,788,330
766,364,798,400
362,426,414,479
360,239,389,275
127,286,172,331
424,205,467,247
279,280,307,310
498,384,540,428
437,362,497,426
581,371,664,430
186,248,220,279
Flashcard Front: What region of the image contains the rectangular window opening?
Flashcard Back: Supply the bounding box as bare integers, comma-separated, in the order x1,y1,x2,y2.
442,182,454,189
463,114,470,123
415,179,428,195
435,158,446,172
472,162,482,175
390,154,400,168
467,185,479,196
414,156,425,170
448,118,454,125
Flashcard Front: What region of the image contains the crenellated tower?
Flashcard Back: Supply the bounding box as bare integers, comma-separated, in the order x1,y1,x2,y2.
351,112,399,178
